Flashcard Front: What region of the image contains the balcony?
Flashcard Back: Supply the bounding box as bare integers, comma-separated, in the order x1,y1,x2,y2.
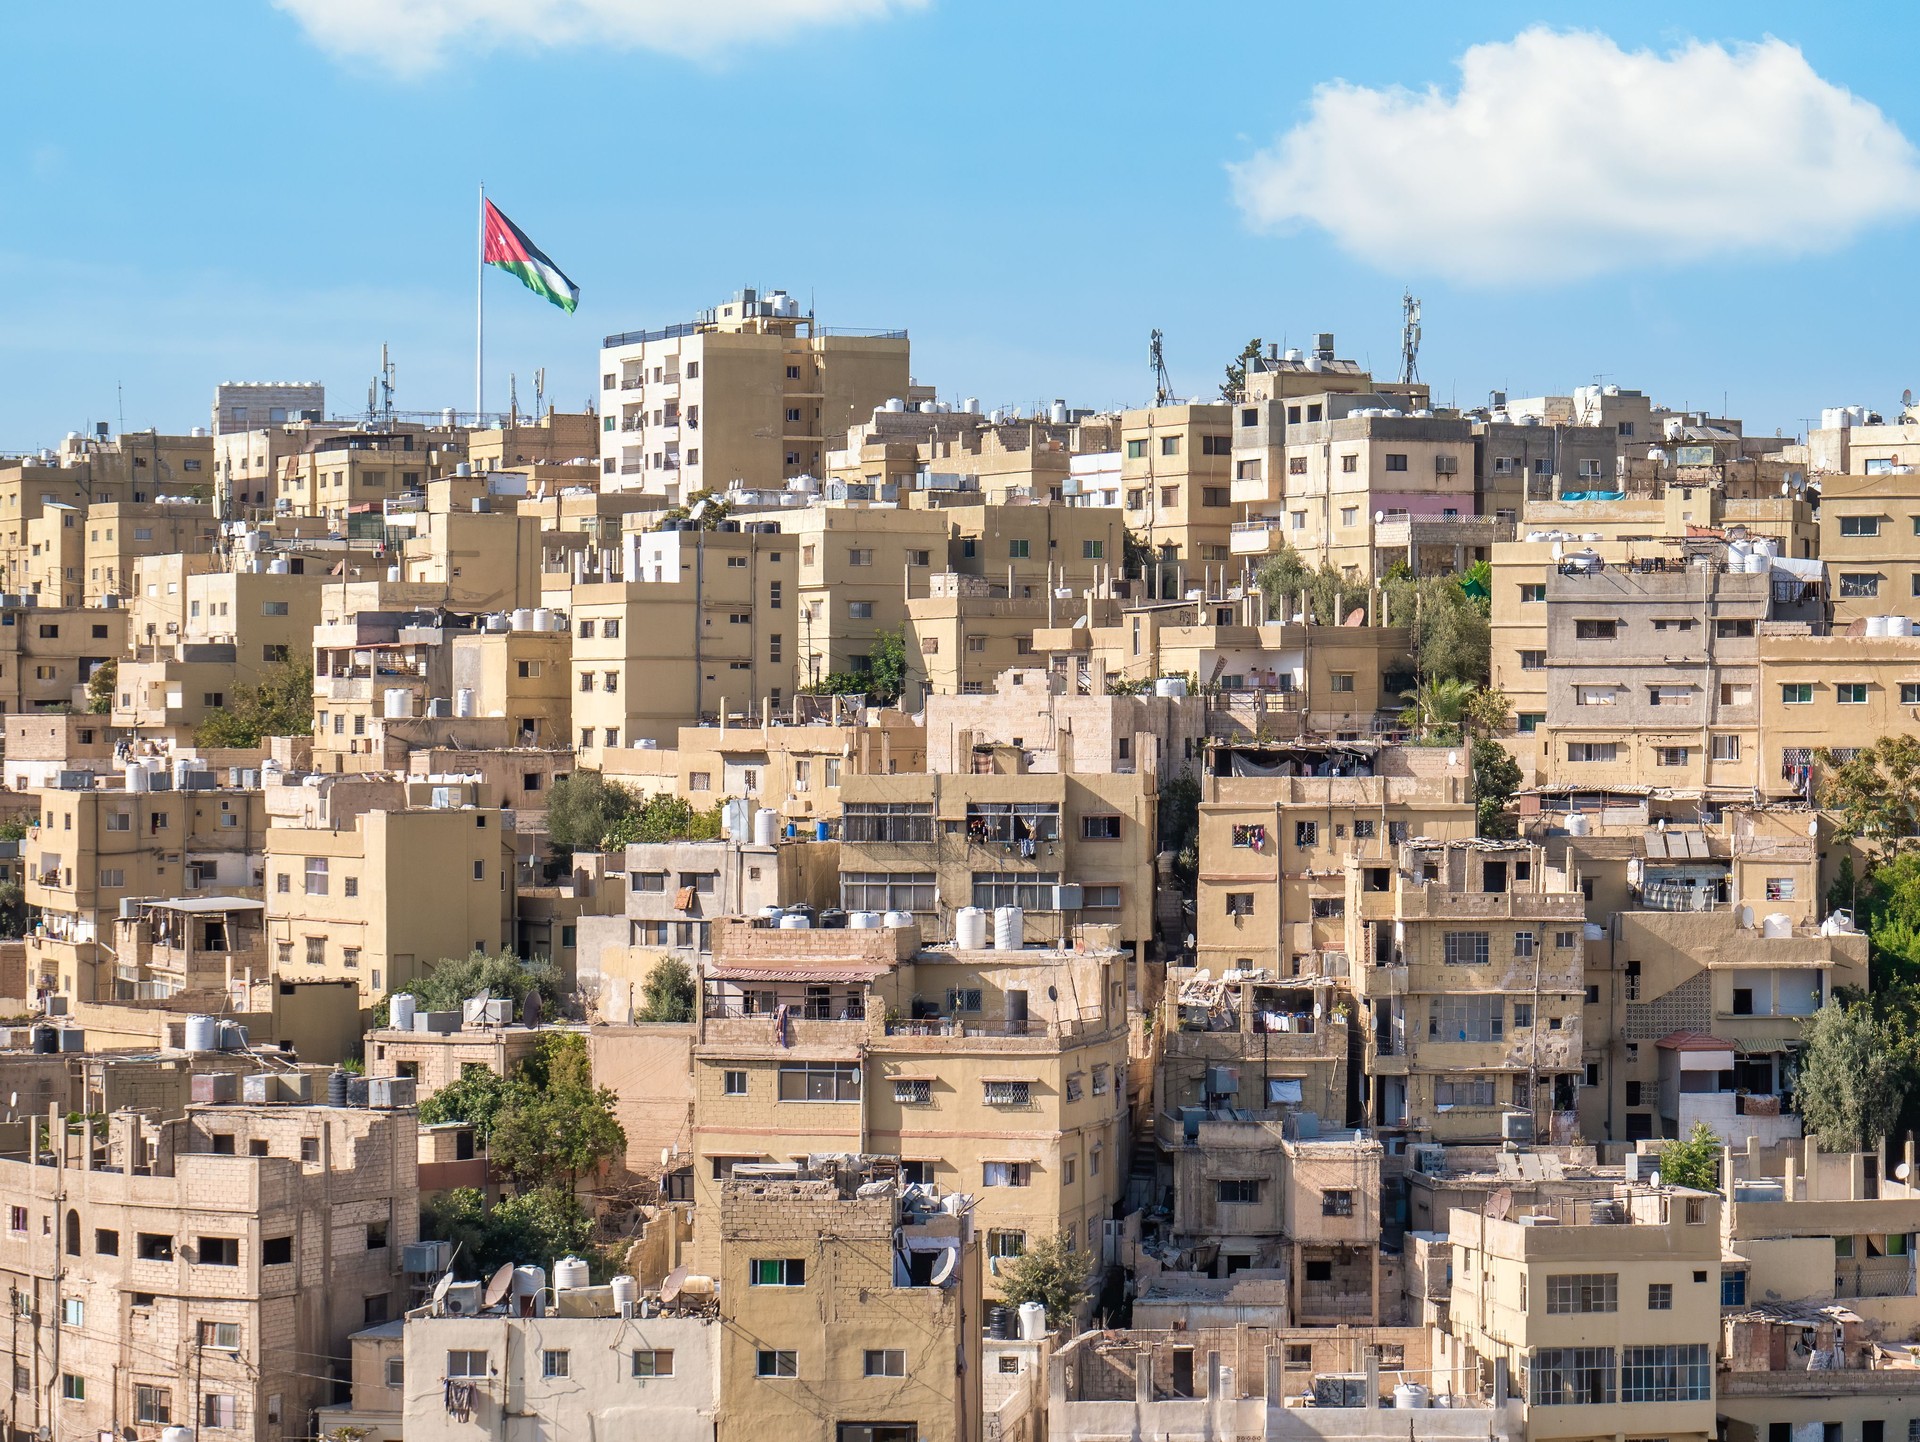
1836,1255,1915,1300
1229,519,1284,556
619,462,643,475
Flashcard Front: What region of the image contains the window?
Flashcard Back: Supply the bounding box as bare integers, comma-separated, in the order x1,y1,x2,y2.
61,1297,83,1327
542,1350,570,1378
1442,931,1489,965
1528,1347,1615,1405
1840,514,1882,536
1838,682,1869,704
1722,1269,1748,1306
304,856,328,895
1225,892,1255,918
1567,742,1618,763
1216,1178,1260,1204
197,1236,239,1267
262,1235,291,1265
1717,618,1756,639
1430,995,1504,1042
1435,1077,1496,1107
971,871,1060,910
62,1374,85,1401
1080,814,1122,840
723,1070,747,1096
1648,1282,1673,1310
137,1232,173,1261
1322,1190,1354,1217
198,1321,241,1350
1574,619,1617,640
1339,453,1359,473
1781,682,1814,704
1546,1273,1618,1313
1328,672,1355,693
136,1385,172,1425
1620,1343,1710,1402
864,1349,907,1377
1158,435,1180,457
983,1161,1031,1187
849,600,873,619
1520,584,1546,604
1712,734,1742,761
777,1063,860,1102
1840,573,1881,598
893,1078,931,1105
1766,876,1796,902
841,872,935,911
1381,452,1408,472
632,1349,675,1378
446,1350,488,1379
1655,747,1690,767
1903,683,1920,705
202,1393,239,1428
1519,650,1545,670
757,1350,798,1378
984,1080,1031,1106
1295,821,1318,847
95,1227,119,1256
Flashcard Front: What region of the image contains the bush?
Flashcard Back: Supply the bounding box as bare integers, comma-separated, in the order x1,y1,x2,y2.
635,957,694,1023
995,1232,1095,1328
545,770,638,855
196,661,314,747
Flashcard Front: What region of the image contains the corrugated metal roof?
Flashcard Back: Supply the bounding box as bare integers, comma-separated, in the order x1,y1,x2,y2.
706,965,885,984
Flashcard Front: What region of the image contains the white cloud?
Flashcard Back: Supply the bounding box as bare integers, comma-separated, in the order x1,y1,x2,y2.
274,0,924,74
1229,28,1920,284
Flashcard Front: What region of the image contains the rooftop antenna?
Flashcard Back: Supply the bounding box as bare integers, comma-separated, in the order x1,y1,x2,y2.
534,367,547,418
1398,292,1421,387
508,372,520,426
369,344,396,427
1150,329,1174,407
116,381,125,438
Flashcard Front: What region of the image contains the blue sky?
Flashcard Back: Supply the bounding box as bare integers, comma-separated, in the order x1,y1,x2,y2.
3,1,1918,449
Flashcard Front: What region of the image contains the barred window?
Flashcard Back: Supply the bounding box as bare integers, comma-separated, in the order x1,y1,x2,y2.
1620,1343,1709,1402
893,1079,931,1105
972,872,1060,910
1545,1273,1618,1314
1442,931,1490,965
840,872,935,912
1430,995,1504,1043
983,1081,1031,1107
841,803,933,843
1528,1347,1615,1405
1216,1178,1260,1204
966,802,1060,843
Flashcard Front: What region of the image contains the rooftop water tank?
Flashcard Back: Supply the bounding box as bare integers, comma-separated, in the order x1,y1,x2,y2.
1763,912,1793,939
954,906,988,950
1868,616,1891,637
884,909,916,929
1018,1300,1047,1340
610,1274,638,1316
184,1014,219,1053
993,905,1024,951
1154,676,1188,698
554,1256,591,1292
390,993,417,1032
849,911,883,929
778,912,812,930
753,807,778,847
383,688,412,718
1393,1383,1429,1409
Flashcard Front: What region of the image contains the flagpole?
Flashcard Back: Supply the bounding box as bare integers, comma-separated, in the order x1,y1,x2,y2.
476,181,485,425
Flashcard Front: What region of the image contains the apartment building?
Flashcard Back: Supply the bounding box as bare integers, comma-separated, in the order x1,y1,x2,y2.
0,599,125,714
1227,335,1406,510
1194,742,1473,975
651,709,928,824
183,565,326,673
263,780,514,1000
782,505,949,684
571,522,796,760
3,713,117,789
689,920,1129,1290
1115,403,1236,579
835,769,1156,946
211,381,325,435
1762,627,1920,800
924,666,1204,783
22,502,83,605
717,1163,982,1442
466,407,602,471
600,286,911,498
1475,413,1618,514
906,578,1055,697
1344,839,1587,1144
394,474,544,611
83,501,219,605
0,1092,417,1442
1444,1185,1721,1442
316,1277,720,1442
1816,471,1920,627
275,426,468,524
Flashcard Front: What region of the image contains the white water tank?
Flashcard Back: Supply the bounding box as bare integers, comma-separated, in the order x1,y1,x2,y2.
752,807,778,847
849,911,883,929
390,993,417,1032
383,688,412,718
955,906,988,950
883,909,916,929
1018,1301,1047,1339
184,1014,219,1052
759,904,786,923
778,912,812,930
1763,912,1793,938
1895,616,1916,636
1868,615,1892,637
126,762,150,793
512,608,536,631
1565,813,1590,837
533,608,555,631
161,1428,195,1442
554,1256,591,1292
1153,676,1188,698
1393,1382,1429,1409
455,688,475,718
993,906,1024,950
610,1274,638,1316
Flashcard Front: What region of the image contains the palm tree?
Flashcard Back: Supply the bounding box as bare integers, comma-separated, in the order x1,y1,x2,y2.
1400,676,1477,740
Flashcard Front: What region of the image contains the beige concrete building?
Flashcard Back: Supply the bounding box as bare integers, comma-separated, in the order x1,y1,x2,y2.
601,286,911,498
84,501,219,605
1816,470,1920,627
263,779,514,1000
1762,627,1920,801
274,426,467,524
690,921,1129,1292
1115,403,1237,579
0,1092,417,1442
1346,839,1587,1144
717,1163,981,1442
782,505,950,685
0,599,125,715
394,474,544,611
925,666,1204,783
466,407,602,471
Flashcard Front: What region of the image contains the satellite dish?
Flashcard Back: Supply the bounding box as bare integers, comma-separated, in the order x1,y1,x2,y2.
1486,1187,1513,1221
432,1272,454,1307
660,1266,688,1305
1898,1162,1912,1182
483,1263,514,1309
661,1147,673,1170
929,1247,959,1287
1905,388,1913,408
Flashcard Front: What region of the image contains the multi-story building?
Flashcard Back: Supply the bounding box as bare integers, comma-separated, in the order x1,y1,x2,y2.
0,599,125,714
600,287,911,498
1344,839,1587,1144
0,1089,418,1442
834,768,1157,947
571,522,796,759
782,506,950,685
465,407,602,471
689,920,1129,1291
1444,1184,1721,1442
1227,335,1411,511
1815,470,1920,627
393,474,544,611
83,500,219,605
717,1162,982,1442
1114,403,1236,580
263,778,514,1000
275,426,468,524
1762,626,1920,800
924,666,1204,783
211,380,326,435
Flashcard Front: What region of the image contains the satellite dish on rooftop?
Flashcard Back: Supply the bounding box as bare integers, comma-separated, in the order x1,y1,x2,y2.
1905,388,1913,409
432,1272,454,1307
929,1247,959,1287
1486,1187,1513,1221
660,1266,689,1305
483,1263,514,1309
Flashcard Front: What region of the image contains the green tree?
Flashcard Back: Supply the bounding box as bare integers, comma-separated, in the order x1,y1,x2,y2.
635,956,695,1023
1472,737,1522,839
863,628,909,708
1159,768,1201,897
1656,1121,1724,1192
602,794,725,848
422,1184,599,1278
416,1064,512,1141
0,881,25,939
545,769,638,855
1462,685,1511,740
1817,735,1920,865
1399,676,1476,741
1795,999,1908,1153
489,1033,626,1191
388,949,562,1022
86,658,116,715
1383,574,1491,685
1219,337,1263,403
195,660,314,747
1255,547,1313,619
994,1232,1095,1328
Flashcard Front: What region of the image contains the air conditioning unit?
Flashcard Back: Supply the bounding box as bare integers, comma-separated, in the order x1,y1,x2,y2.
1501,1111,1535,1143
1052,883,1084,910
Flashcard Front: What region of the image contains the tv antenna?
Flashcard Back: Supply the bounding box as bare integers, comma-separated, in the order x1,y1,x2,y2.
534,367,547,417
1399,292,1422,387
1150,329,1174,407
508,372,520,426
368,344,396,426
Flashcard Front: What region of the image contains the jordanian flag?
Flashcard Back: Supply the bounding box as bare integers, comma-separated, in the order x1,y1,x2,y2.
482,199,579,313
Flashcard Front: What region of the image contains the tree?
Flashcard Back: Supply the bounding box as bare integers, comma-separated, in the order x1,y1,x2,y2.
195,660,314,747
1462,685,1511,740
994,1232,1095,1328
545,769,638,855
389,949,563,1022
1382,574,1491,685
1656,1121,1724,1193
1255,548,1313,619
0,881,25,939
864,628,909,708
1472,737,1522,839
488,1033,626,1191
1219,337,1263,403
635,956,695,1023
1159,768,1201,897
417,1064,512,1140
422,1184,598,1279
602,794,724,848
86,659,116,715
1795,999,1907,1153
1399,676,1476,740
1817,735,1920,865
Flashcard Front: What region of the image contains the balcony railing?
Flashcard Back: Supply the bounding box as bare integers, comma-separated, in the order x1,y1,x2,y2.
1836,1256,1914,1299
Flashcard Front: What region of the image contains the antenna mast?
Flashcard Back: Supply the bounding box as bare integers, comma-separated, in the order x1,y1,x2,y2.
508,372,520,426
534,367,547,417
1150,329,1174,407
1399,292,1422,387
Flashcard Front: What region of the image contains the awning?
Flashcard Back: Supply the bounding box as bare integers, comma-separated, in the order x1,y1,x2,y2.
706,965,885,985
